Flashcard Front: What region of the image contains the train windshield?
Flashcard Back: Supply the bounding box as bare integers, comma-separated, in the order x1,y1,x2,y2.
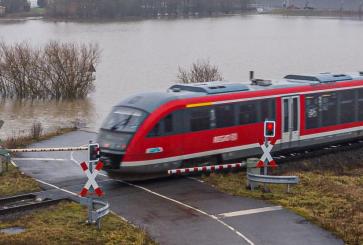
101,107,147,133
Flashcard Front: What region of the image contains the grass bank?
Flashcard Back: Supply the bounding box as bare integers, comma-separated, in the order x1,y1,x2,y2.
202,150,363,244
0,125,75,197
0,164,40,197
0,201,156,245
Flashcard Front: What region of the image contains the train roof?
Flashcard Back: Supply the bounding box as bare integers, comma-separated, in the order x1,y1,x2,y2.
117,72,363,113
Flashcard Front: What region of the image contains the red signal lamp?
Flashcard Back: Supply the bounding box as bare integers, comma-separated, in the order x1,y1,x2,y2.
264,120,276,138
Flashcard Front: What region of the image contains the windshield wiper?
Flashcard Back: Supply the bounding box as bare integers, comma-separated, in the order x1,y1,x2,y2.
110,113,134,131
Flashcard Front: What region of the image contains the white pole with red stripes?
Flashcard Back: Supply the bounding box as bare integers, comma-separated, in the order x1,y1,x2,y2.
168,163,244,175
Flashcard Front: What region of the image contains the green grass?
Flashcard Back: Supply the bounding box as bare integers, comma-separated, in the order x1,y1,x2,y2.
0,201,156,245
0,164,40,197
30,8,46,16
202,153,363,245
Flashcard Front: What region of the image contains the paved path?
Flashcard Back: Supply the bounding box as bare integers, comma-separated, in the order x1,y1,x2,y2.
13,130,343,245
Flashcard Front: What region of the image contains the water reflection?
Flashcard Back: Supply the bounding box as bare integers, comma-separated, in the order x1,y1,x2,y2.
0,99,94,138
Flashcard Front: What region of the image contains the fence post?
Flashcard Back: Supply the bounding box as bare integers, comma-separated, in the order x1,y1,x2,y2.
246,158,259,190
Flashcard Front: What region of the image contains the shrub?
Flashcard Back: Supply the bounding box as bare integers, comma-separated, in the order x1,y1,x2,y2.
0,41,100,100
177,59,223,84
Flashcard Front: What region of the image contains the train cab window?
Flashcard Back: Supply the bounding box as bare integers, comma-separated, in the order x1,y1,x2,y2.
321,92,338,126
147,111,181,137
190,107,212,131
339,90,355,124
305,94,319,129
148,122,161,137
215,104,235,128
101,106,147,133
238,102,258,125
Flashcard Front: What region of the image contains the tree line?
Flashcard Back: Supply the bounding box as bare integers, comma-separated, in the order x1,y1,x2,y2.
0,0,30,13
44,0,251,18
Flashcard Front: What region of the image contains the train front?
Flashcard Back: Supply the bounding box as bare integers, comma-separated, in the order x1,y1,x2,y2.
97,91,181,180
97,106,147,178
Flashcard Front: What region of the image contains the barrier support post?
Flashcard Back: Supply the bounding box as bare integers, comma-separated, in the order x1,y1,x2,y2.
263,137,269,192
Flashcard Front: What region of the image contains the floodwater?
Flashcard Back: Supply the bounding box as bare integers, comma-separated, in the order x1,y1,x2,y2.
1,14,363,138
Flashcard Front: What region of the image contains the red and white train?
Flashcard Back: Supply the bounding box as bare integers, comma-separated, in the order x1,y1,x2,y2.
97,72,363,176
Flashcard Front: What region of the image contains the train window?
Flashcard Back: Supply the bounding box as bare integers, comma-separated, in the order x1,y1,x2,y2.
261,99,275,121
283,99,289,132
148,122,161,137
358,89,363,121
238,102,258,125
164,114,173,133
321,92,338,127
147,112,177,137
101,106,147,133
292,97,298,131
190,107,212,131
305,94,319,129
215,104,235,128
339,90,355,124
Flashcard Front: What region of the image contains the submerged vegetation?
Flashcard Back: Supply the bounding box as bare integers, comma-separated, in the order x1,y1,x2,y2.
0,201,156,244
0,41,100,100
203,150,363,244
177,59,223,83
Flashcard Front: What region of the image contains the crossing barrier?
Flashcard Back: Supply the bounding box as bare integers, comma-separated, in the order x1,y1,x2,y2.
8,146,88,153
168,163,245,175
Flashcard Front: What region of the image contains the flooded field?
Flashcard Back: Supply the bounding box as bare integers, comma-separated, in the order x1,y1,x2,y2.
1,14,363,137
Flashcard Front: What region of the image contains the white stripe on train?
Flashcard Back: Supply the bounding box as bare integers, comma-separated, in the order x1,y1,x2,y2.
121,125,363,167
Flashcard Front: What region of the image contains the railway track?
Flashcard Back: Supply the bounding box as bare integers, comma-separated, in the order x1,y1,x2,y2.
0,193,67,216
273,139,363,164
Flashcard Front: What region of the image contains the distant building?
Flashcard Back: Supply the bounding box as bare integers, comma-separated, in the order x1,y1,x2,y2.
0,6,5,17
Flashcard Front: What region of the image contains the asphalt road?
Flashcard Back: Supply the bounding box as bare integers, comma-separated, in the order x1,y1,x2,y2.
13,130,343,245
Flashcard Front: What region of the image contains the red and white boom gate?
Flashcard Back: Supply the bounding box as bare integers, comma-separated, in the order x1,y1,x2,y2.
168,163,244,175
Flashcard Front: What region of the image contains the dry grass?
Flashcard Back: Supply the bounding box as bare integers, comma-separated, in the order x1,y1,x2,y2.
2,126,75,149
0,164,40,197
0,124,75,197
0,201,156,245
203,150,363,245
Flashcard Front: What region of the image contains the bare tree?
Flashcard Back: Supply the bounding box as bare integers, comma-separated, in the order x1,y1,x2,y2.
177,59,223,83
0,41,100,100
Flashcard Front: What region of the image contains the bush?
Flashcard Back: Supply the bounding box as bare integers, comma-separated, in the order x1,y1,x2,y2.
177,59,223,84
0,41,100,100
30,122,43,139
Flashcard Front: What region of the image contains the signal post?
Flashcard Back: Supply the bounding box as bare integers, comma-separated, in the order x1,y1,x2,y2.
258,120,277,191
79,141,109,229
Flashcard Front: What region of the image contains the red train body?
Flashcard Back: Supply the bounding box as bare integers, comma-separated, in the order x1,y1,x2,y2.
97,72,363,177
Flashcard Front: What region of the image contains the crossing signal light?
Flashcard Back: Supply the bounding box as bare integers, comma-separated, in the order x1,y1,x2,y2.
264,120,276,138
89,143,100,162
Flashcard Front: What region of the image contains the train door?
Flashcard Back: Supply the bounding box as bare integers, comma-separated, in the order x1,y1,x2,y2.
281,96,300,146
